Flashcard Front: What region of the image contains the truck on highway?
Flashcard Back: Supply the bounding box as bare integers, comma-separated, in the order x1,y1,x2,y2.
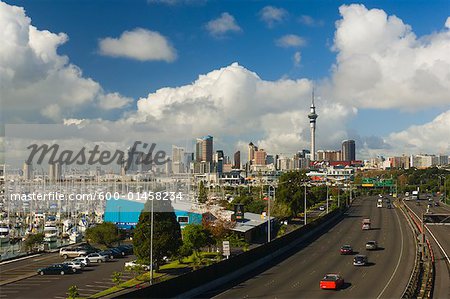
362,218,371,230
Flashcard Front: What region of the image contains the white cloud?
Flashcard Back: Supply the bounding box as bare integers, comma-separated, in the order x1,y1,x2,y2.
329,4,450,110
386,109,450,154
445,16,450,29
98,28,177,62
275,34,306,48
205,12,242,37
260,6,288,27
98,92,133,110
298,15,324,27
293,51,301,66
134,62,354,155
0,2,133,122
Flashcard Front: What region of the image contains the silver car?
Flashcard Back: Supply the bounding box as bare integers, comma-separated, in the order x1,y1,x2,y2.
86,253,107,263
365,241,378,250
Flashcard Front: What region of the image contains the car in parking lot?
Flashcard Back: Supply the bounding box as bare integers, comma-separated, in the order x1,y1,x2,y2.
125,260,150,271
86,253,107,263
63,261,85,272
98,251,114,261
353,255,368,266
340,245,353,255
37,264,73,275
111,246,128,256
72,256,91,266
320,274,344,290
59,247,88,259
366,241,378,250
118,244,133,255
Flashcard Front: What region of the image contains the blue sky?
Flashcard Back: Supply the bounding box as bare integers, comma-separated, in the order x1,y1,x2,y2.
2,0,450,159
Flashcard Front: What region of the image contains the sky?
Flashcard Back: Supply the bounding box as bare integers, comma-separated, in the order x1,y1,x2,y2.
1,0,450,165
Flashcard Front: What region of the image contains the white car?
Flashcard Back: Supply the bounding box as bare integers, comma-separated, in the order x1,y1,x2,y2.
63,261,85,272
86,253,107,263
125,260,150,271
72,257,91,266
319,206,325,211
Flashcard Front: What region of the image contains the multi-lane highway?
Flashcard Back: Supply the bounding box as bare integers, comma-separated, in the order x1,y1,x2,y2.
211,196,416,298
404,199,450,299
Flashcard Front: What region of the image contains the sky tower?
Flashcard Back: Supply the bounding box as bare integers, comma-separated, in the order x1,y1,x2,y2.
308,89,318,161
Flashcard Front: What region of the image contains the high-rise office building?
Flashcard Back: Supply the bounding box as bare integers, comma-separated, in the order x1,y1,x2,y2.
172,145,185,173
248,142,258,165
23,161,33,180
233,151,241,169
342,140,356,161
196,135,213,162
254,149,267,166
48,163,62,182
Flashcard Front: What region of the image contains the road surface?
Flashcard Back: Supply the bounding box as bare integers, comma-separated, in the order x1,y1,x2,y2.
210,196,415,299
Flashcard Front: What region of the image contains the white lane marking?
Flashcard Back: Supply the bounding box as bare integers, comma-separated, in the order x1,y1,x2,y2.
407,204,450,264
376,207,404,299
0,254,42,265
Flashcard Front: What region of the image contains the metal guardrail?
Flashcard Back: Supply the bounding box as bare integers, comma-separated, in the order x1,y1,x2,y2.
398,201,422,299
401,201,435,299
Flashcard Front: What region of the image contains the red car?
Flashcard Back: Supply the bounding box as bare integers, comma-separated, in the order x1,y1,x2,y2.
320,274,345,290
340,245,353,255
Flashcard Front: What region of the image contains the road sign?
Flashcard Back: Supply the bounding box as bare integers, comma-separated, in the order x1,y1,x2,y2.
223,240,230,258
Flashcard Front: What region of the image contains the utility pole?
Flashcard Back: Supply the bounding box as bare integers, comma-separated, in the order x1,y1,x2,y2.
304,182,307,225
150,198,154,284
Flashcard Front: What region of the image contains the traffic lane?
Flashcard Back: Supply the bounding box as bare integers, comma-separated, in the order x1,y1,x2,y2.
0,253,64,282
404,200,450,299
214,197,373,299
213,197,414,299
0,255,135,299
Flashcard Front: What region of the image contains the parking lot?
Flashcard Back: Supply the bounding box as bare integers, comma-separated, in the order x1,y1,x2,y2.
1,249,136,298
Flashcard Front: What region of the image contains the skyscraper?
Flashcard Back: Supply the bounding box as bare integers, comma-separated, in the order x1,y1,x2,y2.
342,140,356,161
196,135,213,162
254,149,267,165
233,151,241,169
248,142,258,165
308,90,318,161
172,145,185,173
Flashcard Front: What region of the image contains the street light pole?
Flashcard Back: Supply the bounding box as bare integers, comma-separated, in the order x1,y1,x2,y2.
304,183,307,225
326,175,329,214
150,197,154,284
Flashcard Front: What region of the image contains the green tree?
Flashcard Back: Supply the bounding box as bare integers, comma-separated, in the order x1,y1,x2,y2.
276,171,309,217
133,200,182,270
182,224,212,255
112,271,122,286
85,222,120,247
24,233,44,252
67,285,79,299
198,181,208,203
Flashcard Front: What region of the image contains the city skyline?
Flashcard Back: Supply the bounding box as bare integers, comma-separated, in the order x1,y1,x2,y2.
1,0,450,163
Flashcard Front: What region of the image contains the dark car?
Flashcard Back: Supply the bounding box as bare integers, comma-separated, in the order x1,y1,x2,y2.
117,245,133,255
37,264,73,275
110,247,126,257
434,201,440,206
353,255,368,266
340,245,353,255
